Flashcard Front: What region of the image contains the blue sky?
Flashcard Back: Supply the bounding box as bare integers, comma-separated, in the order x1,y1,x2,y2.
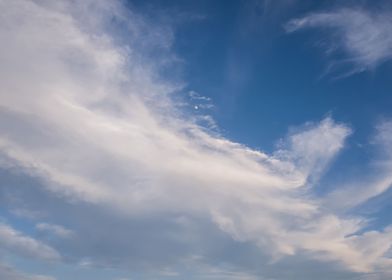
1,0,392,279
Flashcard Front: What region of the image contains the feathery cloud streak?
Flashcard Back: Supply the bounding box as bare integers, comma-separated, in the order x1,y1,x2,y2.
286,8,392,75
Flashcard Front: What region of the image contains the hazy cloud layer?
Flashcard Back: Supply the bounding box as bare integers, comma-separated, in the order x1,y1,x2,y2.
0,262,55,280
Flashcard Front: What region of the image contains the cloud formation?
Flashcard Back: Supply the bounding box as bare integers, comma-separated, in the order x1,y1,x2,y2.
0,262,54,280
1,0,392,278
286,8,392,76
325,120,392,210
36,223,74,239
0,223,60,261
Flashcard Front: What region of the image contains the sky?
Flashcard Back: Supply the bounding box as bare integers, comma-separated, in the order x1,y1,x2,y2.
1,0,392,279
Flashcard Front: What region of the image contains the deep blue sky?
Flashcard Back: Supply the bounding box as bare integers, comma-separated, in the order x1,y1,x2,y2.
129,0,392,203
130,0,392,151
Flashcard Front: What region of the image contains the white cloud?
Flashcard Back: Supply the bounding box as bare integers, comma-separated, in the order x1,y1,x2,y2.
286,8,392,76
36,223,74,239
275,117,351,183
325,120,392,210
0,223,61,261
0,0,392,278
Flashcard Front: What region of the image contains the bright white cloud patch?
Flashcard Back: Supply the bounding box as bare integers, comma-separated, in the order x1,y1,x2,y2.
1,0,392,279
286,8,392,76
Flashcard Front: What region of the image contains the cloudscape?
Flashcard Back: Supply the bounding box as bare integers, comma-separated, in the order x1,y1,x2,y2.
1,0,392,279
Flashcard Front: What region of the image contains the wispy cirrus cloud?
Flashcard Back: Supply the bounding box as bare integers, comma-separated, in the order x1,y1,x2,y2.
1,0,392,279
325,120,392,210
35,223,74,239
0,223,60,261
286,8,392,76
